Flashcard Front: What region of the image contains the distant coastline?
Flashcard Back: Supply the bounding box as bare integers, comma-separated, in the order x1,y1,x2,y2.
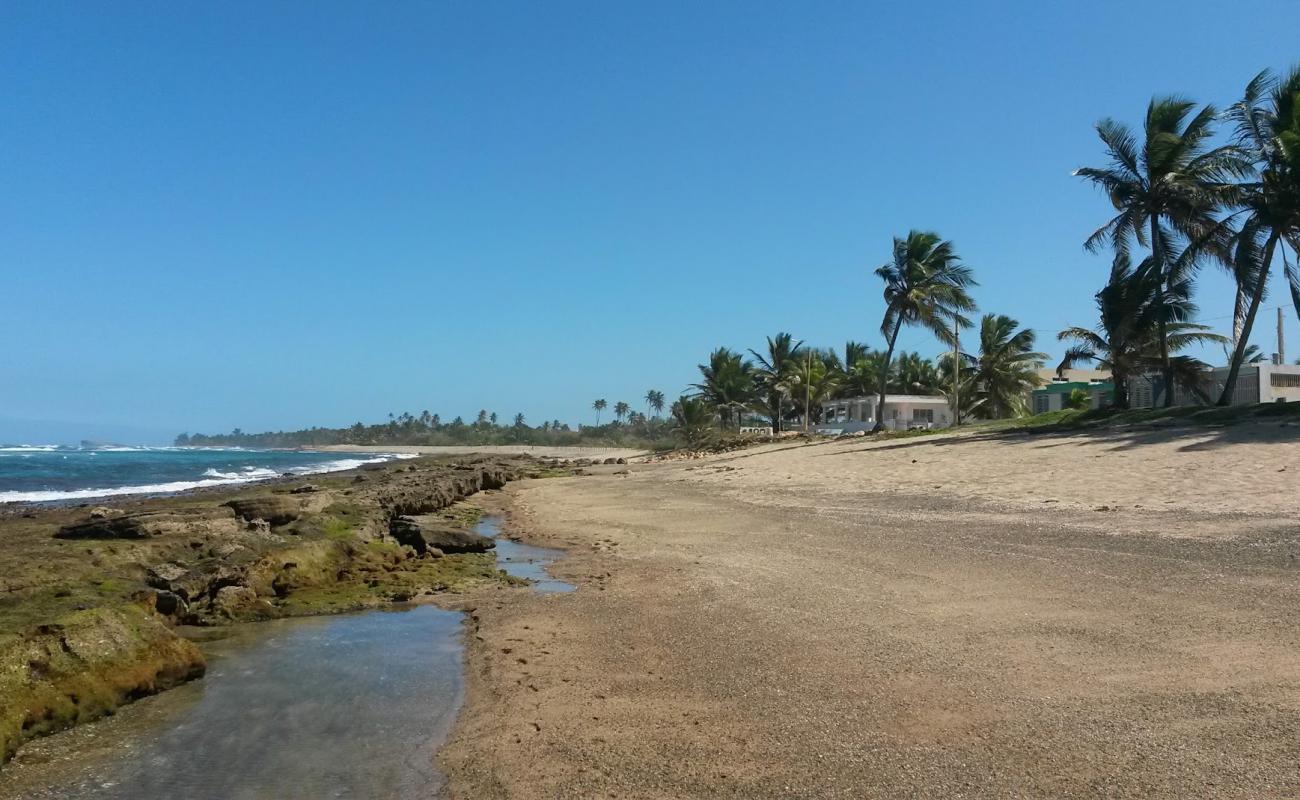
316,444,646,460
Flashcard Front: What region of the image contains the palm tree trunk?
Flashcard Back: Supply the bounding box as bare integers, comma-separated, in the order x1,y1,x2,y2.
1218,230,1281,406
1150,218,1175,408
774,395,782,434
873,318,904,432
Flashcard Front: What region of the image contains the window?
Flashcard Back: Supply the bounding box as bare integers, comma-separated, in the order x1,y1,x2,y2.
912,408,934,423
1271,373,1300,388
1033,394,1050,414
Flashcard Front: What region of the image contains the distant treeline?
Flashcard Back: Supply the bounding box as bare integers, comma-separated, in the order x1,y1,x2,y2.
177,410,672,449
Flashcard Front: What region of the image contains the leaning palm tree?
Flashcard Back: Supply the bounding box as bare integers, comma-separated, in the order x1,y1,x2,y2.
592,398,607,426
1059,255,1225,408
644,389,666,419
1076,96,1247,406
613,401,630,423
1218,68,1300,404
966,314,1047,419
873,231,977,431
749,333,804,433
692,348,755,429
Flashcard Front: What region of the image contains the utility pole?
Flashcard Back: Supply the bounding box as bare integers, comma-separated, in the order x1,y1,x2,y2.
952,317,961,427
1279,306,1287,365
804,350,811,433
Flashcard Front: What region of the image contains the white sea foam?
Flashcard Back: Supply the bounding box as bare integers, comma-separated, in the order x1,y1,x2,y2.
0,453,412,504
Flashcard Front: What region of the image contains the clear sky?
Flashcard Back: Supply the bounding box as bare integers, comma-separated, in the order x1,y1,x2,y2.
2,1,1297,443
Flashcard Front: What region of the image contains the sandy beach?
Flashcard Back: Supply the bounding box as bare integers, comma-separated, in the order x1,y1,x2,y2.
442,421,1300,798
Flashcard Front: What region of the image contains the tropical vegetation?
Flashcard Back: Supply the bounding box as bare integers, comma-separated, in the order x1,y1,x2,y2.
184,63,1300,450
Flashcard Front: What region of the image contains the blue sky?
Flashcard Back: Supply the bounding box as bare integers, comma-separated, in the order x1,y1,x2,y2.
2,1,1297,443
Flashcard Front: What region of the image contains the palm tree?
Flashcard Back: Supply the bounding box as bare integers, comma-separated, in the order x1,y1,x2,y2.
1076,97,1247,406
1059,255,1225,408
644,389,666,419
1218,68,1300,404
692,348,755,429
613,401,630,423
749,333,804,433
592,398,607,426
513,412,526,427
1222,341,1267,365
789,349,840,427
967,314,1047,419
873,231,977,431
891,351,942,394
670,396,715,445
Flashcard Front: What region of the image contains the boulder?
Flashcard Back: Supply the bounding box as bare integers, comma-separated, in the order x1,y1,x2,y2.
224,496,302,526
152,589,186,617
289,484,321,494
211,586,273,619
389,515,493,555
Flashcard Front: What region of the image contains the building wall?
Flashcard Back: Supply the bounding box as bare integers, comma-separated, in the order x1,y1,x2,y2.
821,396,953,431
1132,363,1300,408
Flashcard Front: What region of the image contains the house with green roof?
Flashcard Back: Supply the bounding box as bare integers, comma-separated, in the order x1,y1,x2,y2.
1031,380,1114,414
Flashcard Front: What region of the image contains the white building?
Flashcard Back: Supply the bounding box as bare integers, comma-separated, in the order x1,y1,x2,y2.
817,394,953,433
1134,362,1300,408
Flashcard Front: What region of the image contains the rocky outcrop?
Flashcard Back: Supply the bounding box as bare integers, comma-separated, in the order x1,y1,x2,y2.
376,463,520,519
56,507,240,540
9,455,543,764
389,515,494,555
0,605,205,763
224,496,303,526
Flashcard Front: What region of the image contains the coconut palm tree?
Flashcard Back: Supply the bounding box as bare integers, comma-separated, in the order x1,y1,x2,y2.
644,389,666,419
692,348,755,429
1059,255,1225,408
613,401,630,423
1076,96,1247,406
592,398,607,426
670,396,715,445
749,333,804,433
891,351,943,394
966,314,1047,419
873,231,977,431
1218,68,1300,404
789,349,841,427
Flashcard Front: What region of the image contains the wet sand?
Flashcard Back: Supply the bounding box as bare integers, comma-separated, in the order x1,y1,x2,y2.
441,424,1300,798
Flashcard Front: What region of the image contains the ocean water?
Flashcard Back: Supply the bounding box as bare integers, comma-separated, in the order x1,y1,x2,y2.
0,446,414,504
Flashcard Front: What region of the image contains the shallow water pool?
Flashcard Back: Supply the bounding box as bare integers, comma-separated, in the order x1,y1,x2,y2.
1,606,464,800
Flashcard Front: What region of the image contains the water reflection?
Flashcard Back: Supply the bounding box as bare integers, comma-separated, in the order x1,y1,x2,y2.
2,606,463,800
479,517,575,593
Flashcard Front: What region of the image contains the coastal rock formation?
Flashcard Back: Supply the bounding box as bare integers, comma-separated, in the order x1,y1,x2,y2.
390,515,494,555
55,507,240,540
8,454,546,764
224,496,303,526
0,605,205,763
